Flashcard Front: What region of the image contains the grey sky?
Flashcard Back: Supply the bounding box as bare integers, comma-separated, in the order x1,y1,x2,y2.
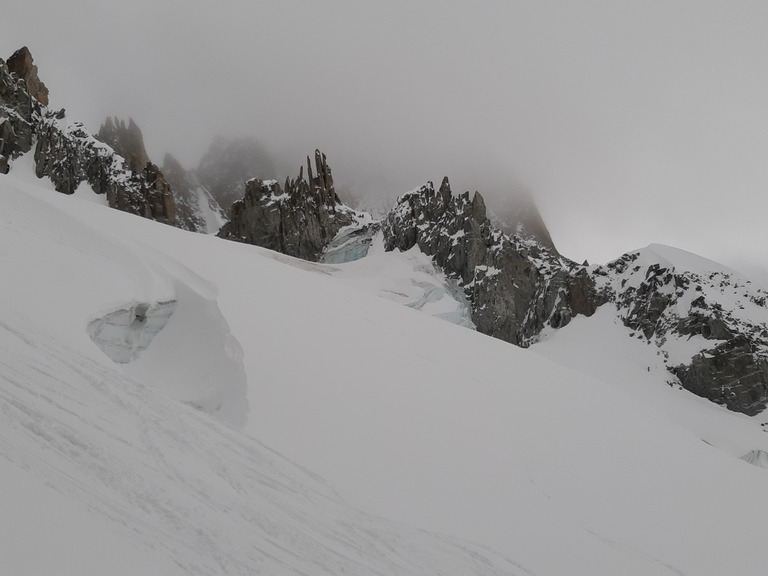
4,1,768,278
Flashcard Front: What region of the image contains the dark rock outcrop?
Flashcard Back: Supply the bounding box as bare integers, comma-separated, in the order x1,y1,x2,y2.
598,248,768,415
197,136,277,214
674,337,768,416
383,178,603,346
218,150,360,261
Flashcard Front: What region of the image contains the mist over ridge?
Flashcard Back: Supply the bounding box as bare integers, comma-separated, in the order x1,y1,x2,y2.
3,1,768,272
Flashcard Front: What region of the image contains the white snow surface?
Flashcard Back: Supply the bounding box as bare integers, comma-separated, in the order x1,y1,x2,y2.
3,162,768,575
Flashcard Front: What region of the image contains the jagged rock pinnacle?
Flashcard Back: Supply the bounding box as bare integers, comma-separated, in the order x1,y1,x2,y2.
97,116,150,172
218,149,358,261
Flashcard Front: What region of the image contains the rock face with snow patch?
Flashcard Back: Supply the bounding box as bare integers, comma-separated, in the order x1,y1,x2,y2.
383,178,603,346
596,248,768,415
33,113,176,224
218,150,363,261
384,182,768,415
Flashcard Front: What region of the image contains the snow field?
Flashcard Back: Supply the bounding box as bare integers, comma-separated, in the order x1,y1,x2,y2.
4,158,768,575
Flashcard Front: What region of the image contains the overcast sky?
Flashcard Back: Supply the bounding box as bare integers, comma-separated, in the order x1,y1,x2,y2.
4,1,768,278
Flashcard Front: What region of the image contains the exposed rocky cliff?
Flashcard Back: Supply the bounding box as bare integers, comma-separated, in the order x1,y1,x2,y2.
383,178,603,346
218,150,365,261
197,136,277,214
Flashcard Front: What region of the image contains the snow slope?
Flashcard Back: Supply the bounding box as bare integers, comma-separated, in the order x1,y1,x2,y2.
0,164,524,575
4,159,768,575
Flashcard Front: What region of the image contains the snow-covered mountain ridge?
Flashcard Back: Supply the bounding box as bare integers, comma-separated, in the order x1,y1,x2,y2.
5,45,768,417
5,45,768,575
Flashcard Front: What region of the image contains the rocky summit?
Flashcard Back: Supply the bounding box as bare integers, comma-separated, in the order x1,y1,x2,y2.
6,46,49,106
218,150,365,261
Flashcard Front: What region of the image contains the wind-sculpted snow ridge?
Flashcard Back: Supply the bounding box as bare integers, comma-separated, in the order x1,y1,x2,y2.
595,244,768,415
383,177,603,346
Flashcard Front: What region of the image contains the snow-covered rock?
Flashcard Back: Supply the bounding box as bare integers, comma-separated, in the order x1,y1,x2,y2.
596,244,768,414
383,177,602,346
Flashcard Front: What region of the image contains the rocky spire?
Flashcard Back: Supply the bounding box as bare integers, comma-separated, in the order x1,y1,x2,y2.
218,149,359,261
304,149,339,208
6,46,49,106
97,117,149,172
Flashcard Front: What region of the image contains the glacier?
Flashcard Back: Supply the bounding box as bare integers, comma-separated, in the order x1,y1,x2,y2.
3,154,768,575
